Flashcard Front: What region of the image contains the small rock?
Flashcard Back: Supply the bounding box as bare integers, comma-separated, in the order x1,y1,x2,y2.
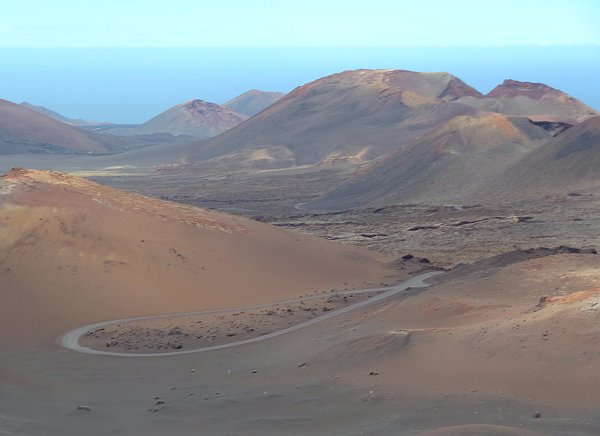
168,327,183,336
155,400,165,405
533,412,542,419
76,405,92,412
252,370,258,374
369,371,379,376
298,362,307,368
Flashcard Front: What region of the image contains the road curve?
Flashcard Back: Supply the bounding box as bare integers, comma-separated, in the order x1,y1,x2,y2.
60,271,443,357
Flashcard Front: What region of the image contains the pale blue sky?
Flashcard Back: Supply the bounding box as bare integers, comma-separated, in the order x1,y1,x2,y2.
1,0,599,47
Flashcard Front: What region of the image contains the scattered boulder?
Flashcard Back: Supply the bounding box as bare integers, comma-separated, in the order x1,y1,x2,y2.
168,327,183,336
397,254,432,266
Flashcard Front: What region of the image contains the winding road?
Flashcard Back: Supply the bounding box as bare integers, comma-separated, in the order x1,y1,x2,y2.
60,271,443,357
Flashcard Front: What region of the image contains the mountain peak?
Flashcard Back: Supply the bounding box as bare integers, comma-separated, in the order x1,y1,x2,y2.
223,90,285,116
181,99,220,110
299,69,483,101
487,79,562,99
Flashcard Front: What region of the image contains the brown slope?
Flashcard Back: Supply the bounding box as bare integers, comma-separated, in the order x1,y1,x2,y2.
0,98,110,153
223,89,285,116
477,116,600,199
458,79,597,123
315,253,600,409
0,168,398,347
182,69,482,167
308,114,552,210
104,99,248,138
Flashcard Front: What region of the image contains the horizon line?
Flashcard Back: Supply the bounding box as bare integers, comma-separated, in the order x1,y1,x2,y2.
1,44,599,49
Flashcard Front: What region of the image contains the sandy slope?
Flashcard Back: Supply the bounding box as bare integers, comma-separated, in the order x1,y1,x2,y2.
324,253,600,407
0,168,399,347
309,114,553,209
478,116,600,200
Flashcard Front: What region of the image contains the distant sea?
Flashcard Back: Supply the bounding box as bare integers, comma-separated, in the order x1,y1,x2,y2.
1,46,598,123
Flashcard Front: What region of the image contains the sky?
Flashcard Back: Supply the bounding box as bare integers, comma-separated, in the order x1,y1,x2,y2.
0,0,598,123
1,0,599,47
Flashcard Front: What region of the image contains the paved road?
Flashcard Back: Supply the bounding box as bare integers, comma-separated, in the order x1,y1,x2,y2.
60,271,443,357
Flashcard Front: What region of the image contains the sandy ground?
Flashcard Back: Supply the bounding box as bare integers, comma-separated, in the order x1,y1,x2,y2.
3,253,600,434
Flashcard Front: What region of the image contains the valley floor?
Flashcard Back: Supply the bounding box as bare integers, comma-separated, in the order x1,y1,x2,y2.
2,164,600,435
93,166,600,267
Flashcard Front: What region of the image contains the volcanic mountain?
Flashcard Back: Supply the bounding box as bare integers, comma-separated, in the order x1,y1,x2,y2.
176,70,596,171
224,89,285,116
0,98,111,154
0,168,396,345
307,114,554,209
104,99,248,138
183,69,483,167
459,79,597,123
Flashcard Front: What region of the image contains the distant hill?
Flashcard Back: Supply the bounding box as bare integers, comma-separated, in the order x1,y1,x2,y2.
19,102,101,127
223,89,285,116
178,69,596,171
102,100,248,139
307,114,554,209
0,98,195,155
0,98,111,153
